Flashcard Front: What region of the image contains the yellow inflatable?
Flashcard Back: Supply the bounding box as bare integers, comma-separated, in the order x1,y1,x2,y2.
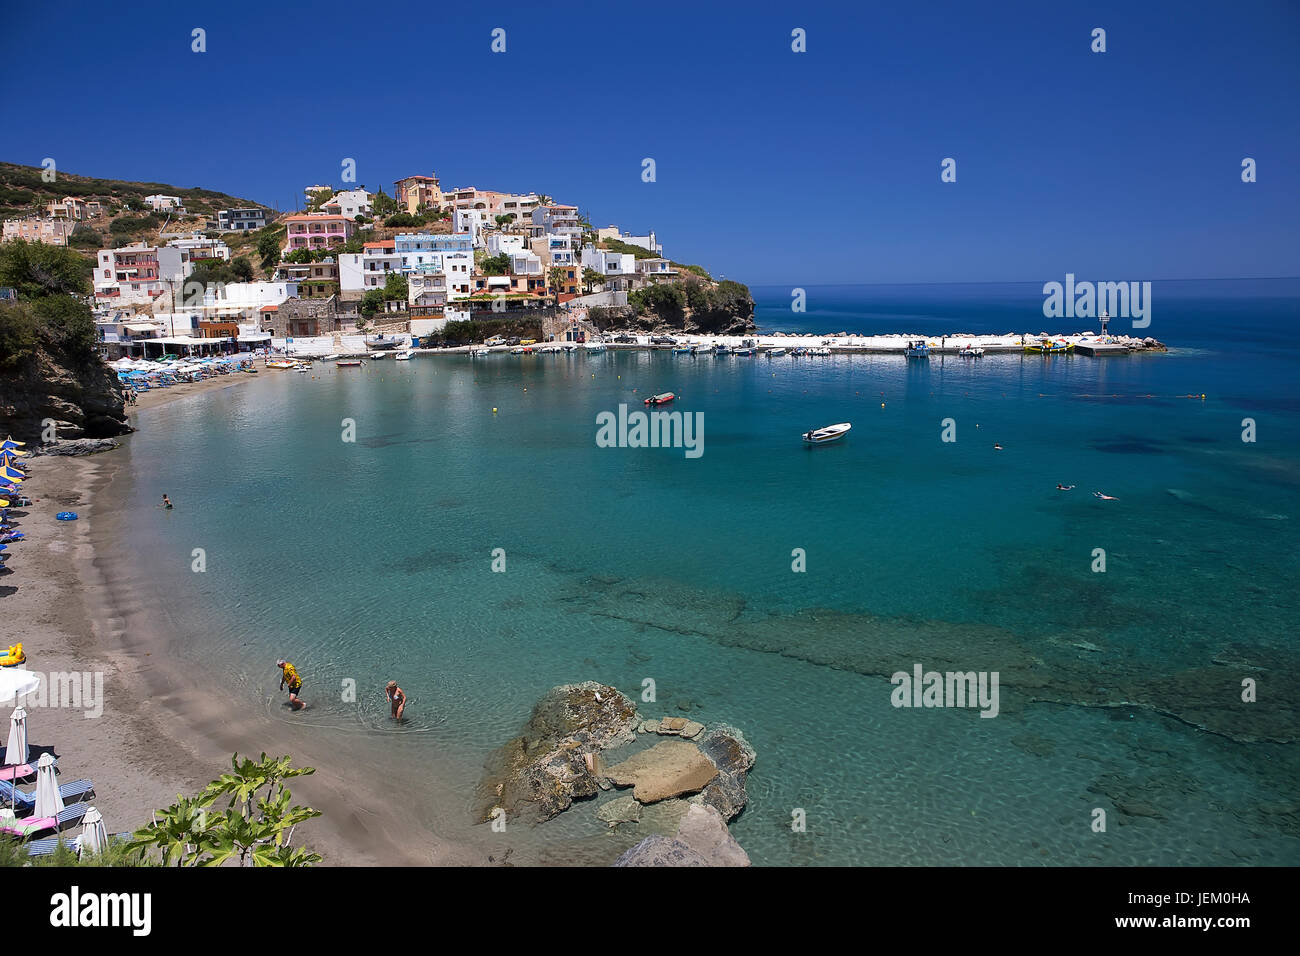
0,643,25,667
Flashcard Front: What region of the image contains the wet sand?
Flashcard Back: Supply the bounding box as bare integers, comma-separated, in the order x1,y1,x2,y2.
7,374,487,865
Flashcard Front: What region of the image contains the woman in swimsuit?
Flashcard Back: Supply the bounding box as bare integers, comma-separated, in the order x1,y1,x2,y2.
386,681,406,721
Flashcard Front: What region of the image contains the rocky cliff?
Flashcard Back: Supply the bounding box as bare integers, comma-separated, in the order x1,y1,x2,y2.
0,325,130,443
593,277,757,336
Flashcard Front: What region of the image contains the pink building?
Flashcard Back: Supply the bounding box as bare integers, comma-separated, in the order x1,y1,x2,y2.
284,214,356,250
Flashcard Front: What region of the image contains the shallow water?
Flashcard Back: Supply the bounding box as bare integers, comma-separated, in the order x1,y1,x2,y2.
118,279,1300,864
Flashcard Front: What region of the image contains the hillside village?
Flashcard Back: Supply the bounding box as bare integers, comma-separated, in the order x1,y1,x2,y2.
0,163,755,357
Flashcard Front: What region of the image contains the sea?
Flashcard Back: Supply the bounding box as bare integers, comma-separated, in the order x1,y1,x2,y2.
115,279,1300,865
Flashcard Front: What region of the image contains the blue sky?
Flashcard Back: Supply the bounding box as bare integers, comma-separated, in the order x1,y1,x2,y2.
2,1,1296,285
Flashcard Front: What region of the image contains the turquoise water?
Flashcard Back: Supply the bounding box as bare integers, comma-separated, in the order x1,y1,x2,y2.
119,279,1300,865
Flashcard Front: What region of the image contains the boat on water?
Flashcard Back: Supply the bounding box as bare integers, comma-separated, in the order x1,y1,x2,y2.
730,347,755,356
336,359,363,367
1024,337,1074,354
394,349,415,360
792,347,809,356
539,344,564,353
802,422,852,445
293,363,311,372
691,344,712,355
810,347,831,356
266,360,296,369
585,343,607,352
511,346,535,354
644,392,676,406
369,352,387,360
672,346,693,354
904,340,930,358
768,347,787,356
959,346,985,358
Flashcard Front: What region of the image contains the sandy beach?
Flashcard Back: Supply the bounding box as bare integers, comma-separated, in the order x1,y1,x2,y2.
6,375,487,865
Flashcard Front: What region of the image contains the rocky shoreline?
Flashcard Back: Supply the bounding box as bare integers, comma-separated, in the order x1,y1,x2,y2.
476,682,756,866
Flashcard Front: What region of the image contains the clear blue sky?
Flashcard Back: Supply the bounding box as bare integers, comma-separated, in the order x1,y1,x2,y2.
2,1,1296,285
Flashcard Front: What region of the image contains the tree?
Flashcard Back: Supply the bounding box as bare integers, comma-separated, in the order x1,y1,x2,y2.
359,288,384,317
129,753,322,867
371,188,398,217
481,253,511,276
230,256,254,282
384,212,421,229
257,231,282,270
68,225,101,249
494,214,512,229
0,238,88,298
547,265,568,299
582,267,602,294
305,188,333,212
382,272,408,301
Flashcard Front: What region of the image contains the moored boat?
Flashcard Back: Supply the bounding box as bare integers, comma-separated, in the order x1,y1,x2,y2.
802,422,852,445
1024,337,1074,354
810,347,831,356
644,392,676,406
958,346,984,358
336,359,363,367
767,347,787,356
672,346,693,354
792,347,809,356
904,340,929,358
394,349,415,360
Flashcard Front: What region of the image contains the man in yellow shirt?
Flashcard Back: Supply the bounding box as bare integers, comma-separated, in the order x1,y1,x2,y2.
277,659,305,711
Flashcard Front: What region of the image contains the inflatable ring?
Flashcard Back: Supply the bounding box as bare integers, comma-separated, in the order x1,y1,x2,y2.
0,643,24,667
56,512,78,521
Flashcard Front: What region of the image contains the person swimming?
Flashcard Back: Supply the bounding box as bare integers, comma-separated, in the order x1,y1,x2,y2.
162,494,173,509
385,681,407,721
993,443,1003,451
1057,484,1075,490
1094,492,1118,500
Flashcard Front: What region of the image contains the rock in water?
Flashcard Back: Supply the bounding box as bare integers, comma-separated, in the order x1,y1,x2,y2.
696,725,756,821
674,804,751,866
613,805,751,867
604,739,719,803
29,437,121,457
474,682,640,824
595,796,642,829
613,835,710,867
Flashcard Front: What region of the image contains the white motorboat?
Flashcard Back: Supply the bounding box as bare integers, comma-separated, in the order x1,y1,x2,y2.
802,422,851,444
369,351,387,360
394,349,415,360
365,335,403,351
767,347,787,356
958,346,985,358
810,347,831,356
471,348,491,356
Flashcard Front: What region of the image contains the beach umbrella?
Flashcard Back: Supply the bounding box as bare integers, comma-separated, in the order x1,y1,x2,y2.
0,672,38,707
33,753,64,818
0,467,22,484
0,438,24,449
79,807,107,857
4,707,28,768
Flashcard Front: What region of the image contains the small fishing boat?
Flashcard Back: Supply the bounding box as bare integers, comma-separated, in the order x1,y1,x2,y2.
802,422,852,445
672,346,693,354
644,392,676,406
768,347,787,356
293,363,311,372
810,347,831,356
336,359,363,367
585,343,606,352
730,346,755,356
904,340,929,359
713,344,730,355
511,346,534,354
369,352,387,360
792,347,809,357
471,348,491,356
365,334,403,351
691,344,711,355
394,349,415,360
958,346,985,358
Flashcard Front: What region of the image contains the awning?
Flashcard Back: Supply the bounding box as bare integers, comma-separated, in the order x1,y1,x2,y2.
125,323,159,333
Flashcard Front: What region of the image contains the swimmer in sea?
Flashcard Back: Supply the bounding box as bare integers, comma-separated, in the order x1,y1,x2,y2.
162,494,173,509
993,443,1003,451
1057,484,1075,490
1094,492,1119,500
386,680,407,721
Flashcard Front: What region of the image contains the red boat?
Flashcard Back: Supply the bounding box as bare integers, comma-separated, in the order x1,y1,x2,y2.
644,392,675,406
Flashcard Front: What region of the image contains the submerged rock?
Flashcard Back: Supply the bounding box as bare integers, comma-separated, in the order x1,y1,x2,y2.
474,682,640,824
604,739,718,803
596,796,642,829
613,804,751,867
696,725,756,820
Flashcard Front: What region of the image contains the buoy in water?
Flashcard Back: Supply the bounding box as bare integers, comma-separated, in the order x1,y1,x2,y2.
492,408,498,414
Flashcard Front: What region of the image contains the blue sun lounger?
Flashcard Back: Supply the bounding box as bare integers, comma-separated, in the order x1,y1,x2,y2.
25,831,132,858
0,777,94,814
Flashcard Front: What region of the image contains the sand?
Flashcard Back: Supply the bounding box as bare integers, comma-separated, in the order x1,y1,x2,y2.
4,374,486,865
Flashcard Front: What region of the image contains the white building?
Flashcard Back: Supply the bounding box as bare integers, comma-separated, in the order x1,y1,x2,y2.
339,240,404,298
486,234,526,257
531,234,577,268
323,189,372,220
166,233,231,262
531,204,582,238
185,280,298,319
510,251,543,276
582,245,637,278
597,226,661,256
217,208,268,232
145,194,186,213
454,208,490,247
94,243,192,305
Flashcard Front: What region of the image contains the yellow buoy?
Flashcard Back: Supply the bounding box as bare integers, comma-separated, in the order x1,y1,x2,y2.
492,407,498,414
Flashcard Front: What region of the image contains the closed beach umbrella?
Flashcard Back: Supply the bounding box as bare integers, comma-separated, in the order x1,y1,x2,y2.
4,707,27,767
80,807,107,856
34,753,63,818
